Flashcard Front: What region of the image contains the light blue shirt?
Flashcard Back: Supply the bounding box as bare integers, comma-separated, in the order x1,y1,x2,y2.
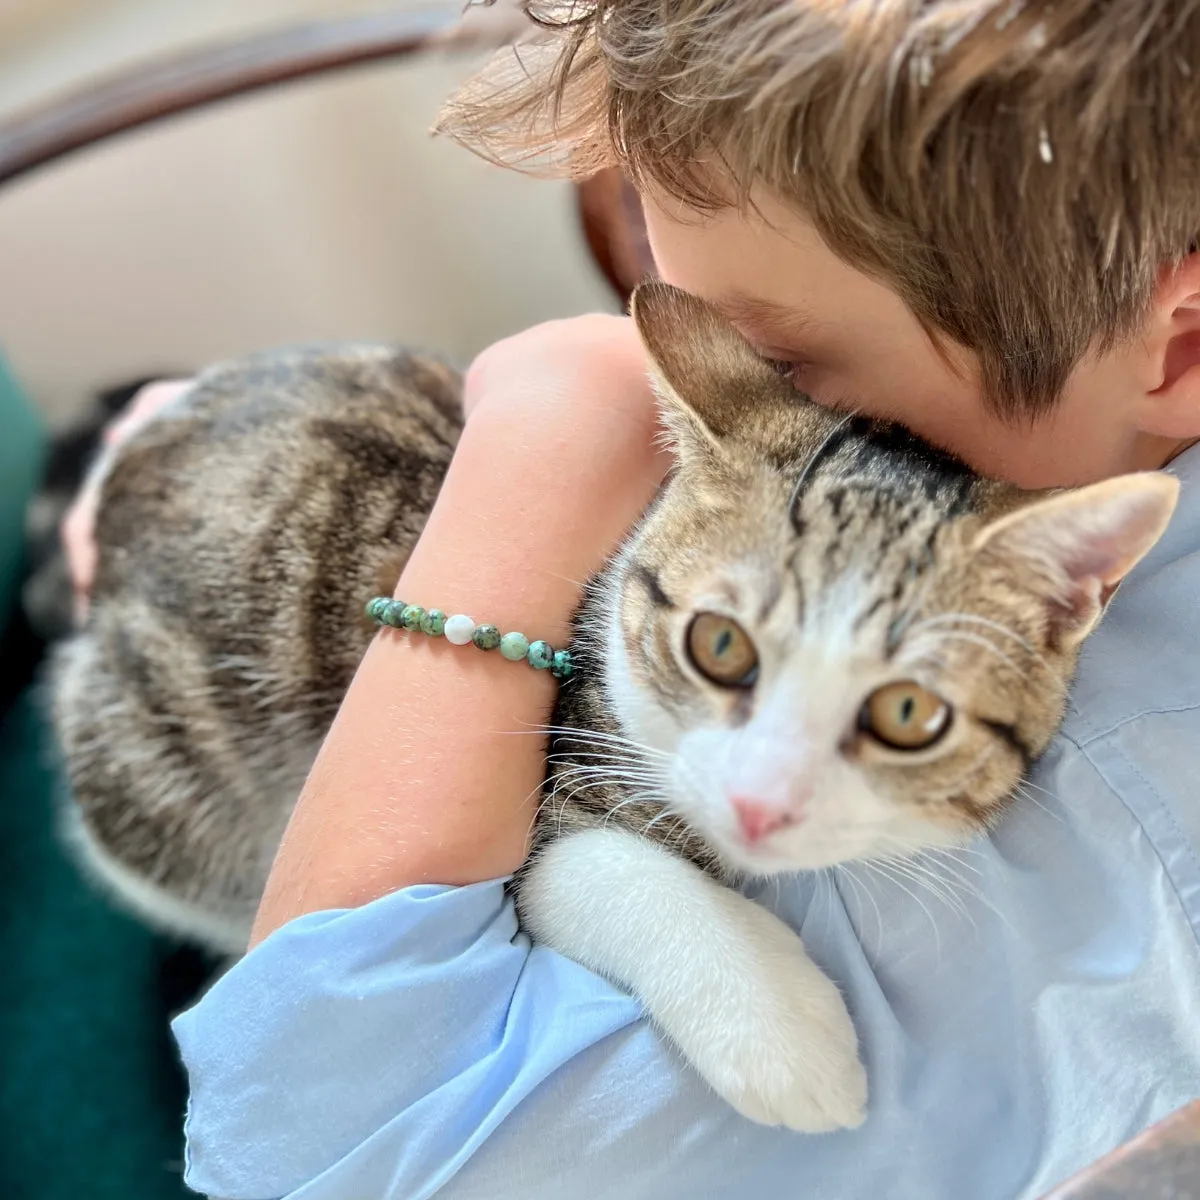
173,446,1200,1200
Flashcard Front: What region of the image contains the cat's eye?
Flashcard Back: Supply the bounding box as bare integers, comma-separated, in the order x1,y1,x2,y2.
859,681,952,751
686,613,759,688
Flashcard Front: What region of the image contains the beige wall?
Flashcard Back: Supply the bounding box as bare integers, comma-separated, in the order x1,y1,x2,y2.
0,1,615,425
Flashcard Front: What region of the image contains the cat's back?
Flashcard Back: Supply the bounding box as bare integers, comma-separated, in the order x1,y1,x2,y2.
83,344,462,721
94,345,461,609
51,345,462,948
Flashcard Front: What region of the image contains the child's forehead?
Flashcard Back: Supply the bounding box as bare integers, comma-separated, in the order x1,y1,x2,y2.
710,293,829,341
639,187,912,335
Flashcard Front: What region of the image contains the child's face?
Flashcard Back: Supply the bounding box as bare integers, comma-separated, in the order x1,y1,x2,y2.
642,189,1182,489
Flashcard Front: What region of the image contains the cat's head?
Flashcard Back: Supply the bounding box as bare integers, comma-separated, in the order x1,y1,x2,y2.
600,283,1179,874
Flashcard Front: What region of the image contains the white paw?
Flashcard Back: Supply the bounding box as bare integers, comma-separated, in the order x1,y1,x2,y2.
516,828,866,1133
663,902,867,1133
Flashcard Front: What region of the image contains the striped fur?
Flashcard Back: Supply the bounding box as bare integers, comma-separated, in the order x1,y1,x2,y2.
51,289,1176,965
51,346,461,948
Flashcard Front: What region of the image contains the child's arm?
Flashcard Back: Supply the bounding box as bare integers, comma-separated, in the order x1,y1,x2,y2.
170,316,674,1196
249,314,668,943
174,877,650,1198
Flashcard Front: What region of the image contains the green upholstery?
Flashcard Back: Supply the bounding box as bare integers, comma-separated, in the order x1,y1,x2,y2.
0,357,208,1199
0,353,45,623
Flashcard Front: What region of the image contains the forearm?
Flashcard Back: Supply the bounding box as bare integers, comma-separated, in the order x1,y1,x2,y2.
250,364,663,945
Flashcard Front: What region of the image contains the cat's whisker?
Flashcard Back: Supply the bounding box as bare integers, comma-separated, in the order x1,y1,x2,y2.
872,849,971,916
600,794,668,830
901,845,1021,937
552,778,667,801
858,858,945,959
910,612,1036,655
874,851,979,925
640,807,687,843
907,627,1026,679
543,779,614,831
913,626,1074,708
545,749,653,763
913,612,1081,715
532,725,675,762
834,864,885,956
871,827,986,861
543,570,589,590
913,844,986,877
548,763,665,786
545,754,667,781
868,833,989,909
1011,782,1066,826
1013,775,1062,802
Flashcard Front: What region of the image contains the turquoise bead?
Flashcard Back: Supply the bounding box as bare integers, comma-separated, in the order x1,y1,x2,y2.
382,599,406,627
401,604,425,632
551,650,574,680
527,640,554,670
365,597,387,623
500,631,530,661
473,624,501,651
421,608,446,637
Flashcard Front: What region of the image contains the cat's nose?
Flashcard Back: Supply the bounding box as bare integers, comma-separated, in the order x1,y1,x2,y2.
730,797,801,842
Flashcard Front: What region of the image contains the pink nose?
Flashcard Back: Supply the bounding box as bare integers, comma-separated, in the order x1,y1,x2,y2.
731,796,801,842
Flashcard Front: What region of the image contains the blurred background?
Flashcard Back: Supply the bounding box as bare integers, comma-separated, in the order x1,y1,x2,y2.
0,0,615,426
0,4,620,1198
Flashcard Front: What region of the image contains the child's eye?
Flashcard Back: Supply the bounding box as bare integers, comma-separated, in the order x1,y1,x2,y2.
762,356,811,389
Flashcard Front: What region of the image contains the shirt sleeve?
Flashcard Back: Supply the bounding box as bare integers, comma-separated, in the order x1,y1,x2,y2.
171,878,642,1200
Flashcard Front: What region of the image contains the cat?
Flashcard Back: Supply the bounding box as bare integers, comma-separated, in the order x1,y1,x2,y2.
49,283,1179,1133
22,376,187,645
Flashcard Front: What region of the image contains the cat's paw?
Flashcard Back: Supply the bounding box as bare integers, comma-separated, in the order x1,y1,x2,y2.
669,902,867,1133
516,827,866,1133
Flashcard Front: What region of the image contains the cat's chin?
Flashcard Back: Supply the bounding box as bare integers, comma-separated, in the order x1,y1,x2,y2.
705,818,969,877
705,827,880,877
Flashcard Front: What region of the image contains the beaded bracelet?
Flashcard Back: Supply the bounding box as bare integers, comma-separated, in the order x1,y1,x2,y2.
365,597,575,681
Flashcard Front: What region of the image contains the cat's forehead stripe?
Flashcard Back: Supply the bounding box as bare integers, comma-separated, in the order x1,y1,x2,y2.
792,417,978,524
757,574,783,624
630,562,674,608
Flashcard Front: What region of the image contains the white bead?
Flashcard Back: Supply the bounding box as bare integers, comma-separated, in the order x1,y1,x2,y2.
444,614,476,645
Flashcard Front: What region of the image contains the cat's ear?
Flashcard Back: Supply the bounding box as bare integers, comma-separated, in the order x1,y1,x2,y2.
973,472,1179,647
630,282,795,466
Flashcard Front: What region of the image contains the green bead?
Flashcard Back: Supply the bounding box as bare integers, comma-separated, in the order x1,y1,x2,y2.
527,640,554,670
401,604,425,632
500,631,530,661
381,600,406,627
473,624,501,651
420,608,446,637
551,650,574,680
365,597,387,623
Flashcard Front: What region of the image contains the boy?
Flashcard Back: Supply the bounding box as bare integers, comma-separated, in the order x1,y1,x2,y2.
106,2,1200,1196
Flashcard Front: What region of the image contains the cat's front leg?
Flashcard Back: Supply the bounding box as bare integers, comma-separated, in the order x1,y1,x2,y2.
518,826,867,1132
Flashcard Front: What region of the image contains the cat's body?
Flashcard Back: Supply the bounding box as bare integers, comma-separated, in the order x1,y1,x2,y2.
51,285,1178,1132
52,347,463,947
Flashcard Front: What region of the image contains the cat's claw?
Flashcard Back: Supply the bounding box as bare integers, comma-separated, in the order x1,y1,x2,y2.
669,903,867,1133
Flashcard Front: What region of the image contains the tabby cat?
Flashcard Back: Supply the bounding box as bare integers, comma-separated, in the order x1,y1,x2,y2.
50,284,1178,1132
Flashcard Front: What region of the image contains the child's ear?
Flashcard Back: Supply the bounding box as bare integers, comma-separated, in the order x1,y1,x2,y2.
973,473,1179,648
1140,253,1200,440
629,282,796,467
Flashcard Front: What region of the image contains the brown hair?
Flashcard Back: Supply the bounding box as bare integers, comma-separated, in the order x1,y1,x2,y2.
439,0,1200,418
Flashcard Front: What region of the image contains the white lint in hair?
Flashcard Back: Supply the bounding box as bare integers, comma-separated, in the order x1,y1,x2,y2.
1038,126,1053,164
